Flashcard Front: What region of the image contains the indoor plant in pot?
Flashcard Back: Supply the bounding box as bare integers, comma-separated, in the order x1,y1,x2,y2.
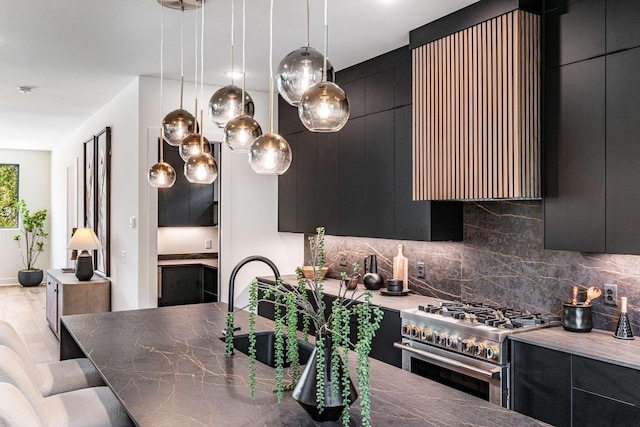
13,200,48,287
225,227,383,426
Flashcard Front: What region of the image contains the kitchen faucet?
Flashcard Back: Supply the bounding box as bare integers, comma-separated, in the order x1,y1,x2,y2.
226,255,281,335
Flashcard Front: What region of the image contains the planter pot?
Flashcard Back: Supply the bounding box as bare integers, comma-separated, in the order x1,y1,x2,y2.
292,335,357,422
18,270,43,287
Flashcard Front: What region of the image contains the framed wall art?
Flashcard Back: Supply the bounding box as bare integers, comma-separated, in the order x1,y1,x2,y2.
83,136,96,231
95,127,111,276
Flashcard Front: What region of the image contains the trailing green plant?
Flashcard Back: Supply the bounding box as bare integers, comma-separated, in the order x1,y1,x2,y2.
225,227,382,426
13,199,48,271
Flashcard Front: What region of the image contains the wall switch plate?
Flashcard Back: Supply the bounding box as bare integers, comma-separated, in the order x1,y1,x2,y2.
417,262,425,278
128,216,136,228
339,254,347,266
120,250,126,264
604,283,618,306
204,239,212,249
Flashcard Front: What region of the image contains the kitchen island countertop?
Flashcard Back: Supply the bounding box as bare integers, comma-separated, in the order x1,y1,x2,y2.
60,302,548,426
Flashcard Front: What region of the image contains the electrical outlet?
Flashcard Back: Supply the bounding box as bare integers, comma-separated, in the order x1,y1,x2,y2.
204,239,212,249
339,254,347,266
604,283,618,306
417,262,425,278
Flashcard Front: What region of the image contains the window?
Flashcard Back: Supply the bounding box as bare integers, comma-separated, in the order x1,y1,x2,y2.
0,164,19,228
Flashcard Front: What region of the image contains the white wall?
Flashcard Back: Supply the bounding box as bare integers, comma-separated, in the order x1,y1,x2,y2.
50,78,140,310
0,149,51,284
157,226,218,254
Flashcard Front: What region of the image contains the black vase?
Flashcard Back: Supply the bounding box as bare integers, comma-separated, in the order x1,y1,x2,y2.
17,270,43,287
292,335,358,422
363,255,384,290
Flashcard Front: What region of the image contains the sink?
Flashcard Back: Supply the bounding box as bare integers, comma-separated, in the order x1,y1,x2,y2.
222,331,314,368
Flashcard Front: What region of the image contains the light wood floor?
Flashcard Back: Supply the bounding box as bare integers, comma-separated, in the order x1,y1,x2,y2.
0,284,59,363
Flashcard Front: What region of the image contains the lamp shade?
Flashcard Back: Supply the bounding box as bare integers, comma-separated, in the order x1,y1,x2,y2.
298,81,350,132
208,85,255,129
248,133,292,175
224,114,262,152
180,133,212,161
276,46,334,106
67,227,102,250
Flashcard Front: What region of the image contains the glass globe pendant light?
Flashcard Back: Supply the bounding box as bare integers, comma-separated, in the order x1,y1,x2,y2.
179,100,212,160
162,6,196,145
249,0,292,175
149,1,176,188
224,0,262,152
298,0,349,132
185,112,218,183
276,0,334,106
209,0,255,129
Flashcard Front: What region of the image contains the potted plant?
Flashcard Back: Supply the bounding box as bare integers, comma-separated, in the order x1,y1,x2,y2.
225,227,383,426
13,200,48,287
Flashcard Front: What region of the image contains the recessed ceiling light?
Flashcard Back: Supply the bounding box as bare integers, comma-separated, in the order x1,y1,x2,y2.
17,86,33,94
225,71,244,80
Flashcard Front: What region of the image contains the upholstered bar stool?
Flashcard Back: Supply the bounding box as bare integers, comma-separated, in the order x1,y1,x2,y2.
0,320,104,395
0,346,133,427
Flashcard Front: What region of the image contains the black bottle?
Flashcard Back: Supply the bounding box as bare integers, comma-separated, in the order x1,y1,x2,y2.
363,255,384,290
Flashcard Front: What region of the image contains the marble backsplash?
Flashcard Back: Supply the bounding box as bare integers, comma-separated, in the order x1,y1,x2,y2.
308,201,639,336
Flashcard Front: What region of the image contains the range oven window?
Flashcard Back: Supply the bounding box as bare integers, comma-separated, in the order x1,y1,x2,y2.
411,358,490,401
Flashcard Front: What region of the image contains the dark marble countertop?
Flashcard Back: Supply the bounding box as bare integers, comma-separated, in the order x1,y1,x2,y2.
60,303,548,426
510,327,640,370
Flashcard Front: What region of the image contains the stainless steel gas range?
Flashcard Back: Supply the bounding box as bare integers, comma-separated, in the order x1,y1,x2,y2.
394,301,561,408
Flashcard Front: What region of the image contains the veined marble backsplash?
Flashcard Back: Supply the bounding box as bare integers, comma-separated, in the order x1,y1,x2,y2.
308,201,639,336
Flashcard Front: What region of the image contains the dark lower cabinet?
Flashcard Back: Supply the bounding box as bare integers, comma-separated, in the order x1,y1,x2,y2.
511,341,572,427
511,340,640,427
159,265,218,307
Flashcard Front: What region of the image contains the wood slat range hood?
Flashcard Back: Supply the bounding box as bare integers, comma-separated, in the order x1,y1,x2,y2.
411,6,541,201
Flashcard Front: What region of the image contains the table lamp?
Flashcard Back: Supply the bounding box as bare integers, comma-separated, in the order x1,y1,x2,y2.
67,227,102,281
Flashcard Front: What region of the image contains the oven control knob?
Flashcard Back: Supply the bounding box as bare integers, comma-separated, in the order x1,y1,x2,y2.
461,339,475,353
420,328,432,341
473,343,486,357
445,335,459,348
411,326,422,339
486,345,500,360
436,333,446,345
402,324,414,336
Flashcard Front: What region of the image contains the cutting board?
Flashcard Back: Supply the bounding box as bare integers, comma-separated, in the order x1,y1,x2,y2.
392,244,408,291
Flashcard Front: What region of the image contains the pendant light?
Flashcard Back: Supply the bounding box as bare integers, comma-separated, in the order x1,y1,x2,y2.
276,0,334,106
162,3,196,145
185,0,217,184
298,0,349,132
180,100,212,161
223,0,262,152
208,0,255,129
248,0,292,175
185,111,218,183
149,1,176,188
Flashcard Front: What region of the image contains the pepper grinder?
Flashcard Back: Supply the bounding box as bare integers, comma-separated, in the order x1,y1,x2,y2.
614,296,634,340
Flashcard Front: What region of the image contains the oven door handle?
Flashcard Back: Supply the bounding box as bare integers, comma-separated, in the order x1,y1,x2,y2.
393,341,501,380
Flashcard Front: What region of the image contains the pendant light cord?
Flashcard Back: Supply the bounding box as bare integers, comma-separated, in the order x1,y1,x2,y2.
269,0,274,133
179,3,185,109
194,2,198,113
241,0,246,115
160,0,165,162
201,0,205,110
323,0,328,82
230,0,235,86
306,0,310,47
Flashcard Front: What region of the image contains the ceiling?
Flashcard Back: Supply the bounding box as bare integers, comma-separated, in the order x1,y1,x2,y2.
0,0,477,151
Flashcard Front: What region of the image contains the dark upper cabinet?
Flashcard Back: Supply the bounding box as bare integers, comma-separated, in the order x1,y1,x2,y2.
544,58,606,252
364,67,395,115
394,59,412,108
278,133,298,233
605,48,640,254
295,131,318,234
277,96,305,135
338,117,367,237
315,132,340,235
158,143,218,227
607,0,640,52
340,79,365,119
545,0,606,68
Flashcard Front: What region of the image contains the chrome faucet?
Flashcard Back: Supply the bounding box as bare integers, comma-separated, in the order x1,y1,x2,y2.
226,255,281,334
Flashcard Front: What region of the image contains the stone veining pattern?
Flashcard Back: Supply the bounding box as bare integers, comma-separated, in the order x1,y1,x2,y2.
316,201,639,336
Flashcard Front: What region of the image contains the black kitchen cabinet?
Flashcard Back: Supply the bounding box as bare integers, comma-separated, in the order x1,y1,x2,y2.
278,47,462,242
607,0,640,52
511,341,572,427
545,0,606,68
605,47,640,254
159,264,218,306
158,143,218,227
544,58,606,252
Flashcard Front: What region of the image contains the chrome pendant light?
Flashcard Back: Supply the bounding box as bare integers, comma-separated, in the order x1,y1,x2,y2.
249,0,292,175
298,0,349,132
209,0,255,129
163,4,196,145
276,0,334,106
224,0,262,152
149,1,176,188
180,100,212,160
